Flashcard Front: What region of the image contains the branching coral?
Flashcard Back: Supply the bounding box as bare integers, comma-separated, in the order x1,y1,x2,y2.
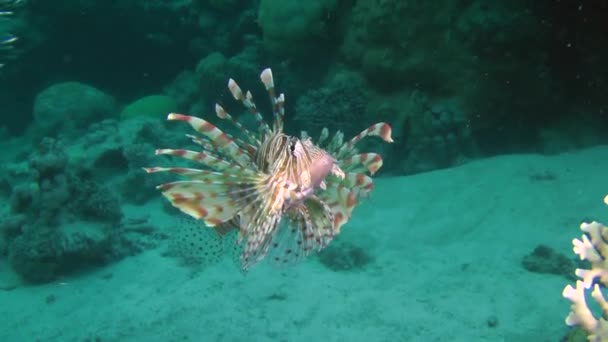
563,195,608,341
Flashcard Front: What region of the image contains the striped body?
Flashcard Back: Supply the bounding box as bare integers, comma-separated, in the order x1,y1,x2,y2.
145,68,393,269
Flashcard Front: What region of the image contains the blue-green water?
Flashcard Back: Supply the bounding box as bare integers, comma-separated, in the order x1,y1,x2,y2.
0,1,607,341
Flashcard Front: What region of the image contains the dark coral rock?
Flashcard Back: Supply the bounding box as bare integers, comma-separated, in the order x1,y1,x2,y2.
73,179,123,224
8,230,62,283
2,138,127,283
521,244,576,280
31,82,117,139
8,222,112,283
294,70,370,138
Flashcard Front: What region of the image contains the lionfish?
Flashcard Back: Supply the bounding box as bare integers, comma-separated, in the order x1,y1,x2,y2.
145,68,393,270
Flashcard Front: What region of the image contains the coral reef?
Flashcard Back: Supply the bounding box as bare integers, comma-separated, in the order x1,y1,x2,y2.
294,70,370,138
402,99,475,173
563,195,608,341
1,0,604,166
1,138,123,282
164,46,262,117
0,0,605,163
373,90,476,174
0,112,179,282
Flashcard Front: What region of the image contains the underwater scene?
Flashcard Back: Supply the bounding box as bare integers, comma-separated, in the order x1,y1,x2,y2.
1,0,608,341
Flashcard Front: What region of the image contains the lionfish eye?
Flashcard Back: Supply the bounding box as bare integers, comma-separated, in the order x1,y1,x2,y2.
289,138,298,155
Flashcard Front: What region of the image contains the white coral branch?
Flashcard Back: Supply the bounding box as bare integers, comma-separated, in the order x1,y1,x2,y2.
563,197,608,341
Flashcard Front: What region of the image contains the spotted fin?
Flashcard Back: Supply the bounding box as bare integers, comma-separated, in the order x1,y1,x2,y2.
146,165,294,269
237,173,290,268
169,217,226,269
259,196,335,266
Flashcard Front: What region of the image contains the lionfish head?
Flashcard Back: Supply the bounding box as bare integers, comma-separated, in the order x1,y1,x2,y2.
145,68,393,269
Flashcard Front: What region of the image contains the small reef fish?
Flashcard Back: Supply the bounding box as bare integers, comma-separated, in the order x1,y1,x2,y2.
0,0,22,68
145,68,393,270
0,0,22,14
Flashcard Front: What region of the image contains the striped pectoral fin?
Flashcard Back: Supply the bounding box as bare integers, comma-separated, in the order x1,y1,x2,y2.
157,181,237,225
238,209,283,269
303,197,337,249
337,122,393,158
215,103,261,147
143,167,255,184
167,113,252,167
185,134,216,151
341,172,374,198
235,173,293,269
155,178,256,227
318,184,358,233
340,153,383,175
153,149,255,174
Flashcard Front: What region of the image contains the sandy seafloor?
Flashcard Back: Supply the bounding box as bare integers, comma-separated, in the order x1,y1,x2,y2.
1,145,607,342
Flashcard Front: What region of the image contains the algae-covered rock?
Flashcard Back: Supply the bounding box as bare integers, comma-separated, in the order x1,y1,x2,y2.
257,0,337,59
120,95,178,120
31,82,117,139
194,51,227,96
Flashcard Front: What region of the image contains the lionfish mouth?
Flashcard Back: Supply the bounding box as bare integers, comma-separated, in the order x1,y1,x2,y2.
145,68,393,269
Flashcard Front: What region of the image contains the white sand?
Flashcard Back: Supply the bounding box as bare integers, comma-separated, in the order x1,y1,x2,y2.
2,146,607,342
